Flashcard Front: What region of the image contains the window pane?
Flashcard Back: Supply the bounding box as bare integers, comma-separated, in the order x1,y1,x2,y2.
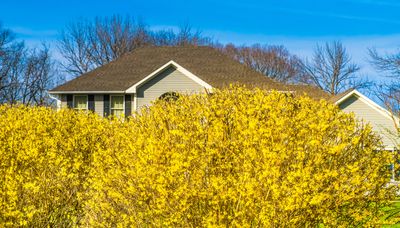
74,96,87,109
111,109,124,117
111,96,124,109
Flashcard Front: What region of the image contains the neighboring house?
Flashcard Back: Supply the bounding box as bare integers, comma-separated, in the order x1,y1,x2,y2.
49,45,398,152
49,46,327,117
332,89,399,151
332,89,400,181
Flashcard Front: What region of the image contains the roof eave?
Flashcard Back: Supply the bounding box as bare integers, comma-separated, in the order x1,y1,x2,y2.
48,90,126,94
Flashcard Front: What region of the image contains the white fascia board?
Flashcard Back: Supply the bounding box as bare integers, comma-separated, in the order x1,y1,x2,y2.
48,93,61,110
383,146,398,151
125,60,213,93
48,91,126,94
334,89,357,105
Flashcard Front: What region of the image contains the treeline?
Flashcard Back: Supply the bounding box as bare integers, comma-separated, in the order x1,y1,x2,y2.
0,28,57,105
56,16,367,96
1,15,399,106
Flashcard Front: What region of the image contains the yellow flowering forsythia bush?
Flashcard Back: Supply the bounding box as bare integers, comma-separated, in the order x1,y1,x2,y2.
0,106,106,227
0,87,397,227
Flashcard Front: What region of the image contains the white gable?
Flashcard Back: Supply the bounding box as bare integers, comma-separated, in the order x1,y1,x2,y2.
126,60,213,93
336,90,399,150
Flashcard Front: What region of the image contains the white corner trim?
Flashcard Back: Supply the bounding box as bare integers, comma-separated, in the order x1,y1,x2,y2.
133,93,137,112
125,60,213,93
334,89,358,105
335,89,399,122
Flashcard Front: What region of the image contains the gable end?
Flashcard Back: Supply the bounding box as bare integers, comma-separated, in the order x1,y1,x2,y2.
125,60,213,93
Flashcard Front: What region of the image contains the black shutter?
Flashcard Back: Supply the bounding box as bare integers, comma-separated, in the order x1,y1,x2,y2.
67,94,73,108
104,94,110,117
88,95,95,111
125,94,132,117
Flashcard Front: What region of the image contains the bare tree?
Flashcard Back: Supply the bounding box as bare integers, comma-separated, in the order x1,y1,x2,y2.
1,45,57,106
58,16,214,77
175,23,213,46
87,16,151,66
149,23,213,47
0,24,25,102
58,20,94,76
369,47,400,118
369,47,400,188
58,15,150,76
369,48,400,77
21,46,57,105
220,43,304,83
150,29,177,46
0,24,57,105
300,41,365,95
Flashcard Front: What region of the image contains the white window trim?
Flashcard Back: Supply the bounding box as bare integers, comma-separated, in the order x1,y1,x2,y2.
133,93,137,112
73,95,88,110
110,95,125,116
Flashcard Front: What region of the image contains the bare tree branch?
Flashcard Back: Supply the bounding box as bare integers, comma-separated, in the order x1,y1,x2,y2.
369,48,400,77
299,41,365,95
0,23,58,106
369,46,400,124
220,43,304,83
58,16,214,77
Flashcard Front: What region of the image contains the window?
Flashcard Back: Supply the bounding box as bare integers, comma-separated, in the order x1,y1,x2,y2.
159,92,180,102
74,95,88,110
390,149,400,182
111,95,124,117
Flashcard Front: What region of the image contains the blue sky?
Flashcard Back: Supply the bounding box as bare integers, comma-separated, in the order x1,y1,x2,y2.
1,0,400,84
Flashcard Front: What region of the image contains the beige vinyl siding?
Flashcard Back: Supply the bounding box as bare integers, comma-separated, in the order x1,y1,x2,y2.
94,95,104,117
136,66,205,110
59,94,103,116
339,94,398,149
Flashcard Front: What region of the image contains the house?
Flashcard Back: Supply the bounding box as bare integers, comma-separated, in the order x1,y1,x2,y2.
332,89,400,181
49,46,328,117
49,46,398,152
332,89,399,151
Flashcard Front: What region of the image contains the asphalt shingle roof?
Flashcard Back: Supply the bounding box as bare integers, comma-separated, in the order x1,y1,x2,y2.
51,46,330,100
